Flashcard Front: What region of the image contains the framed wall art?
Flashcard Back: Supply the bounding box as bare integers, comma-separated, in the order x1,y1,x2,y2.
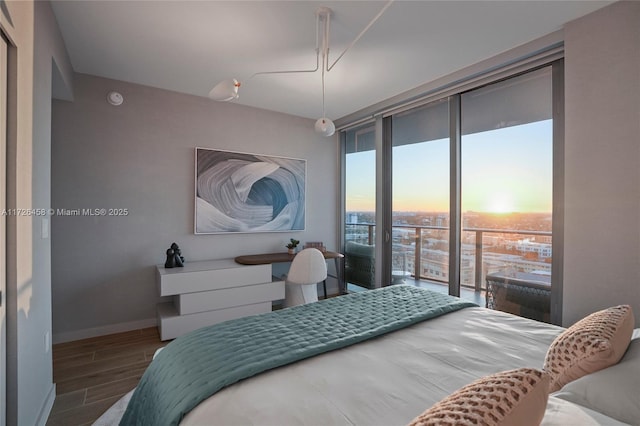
195,148,306,234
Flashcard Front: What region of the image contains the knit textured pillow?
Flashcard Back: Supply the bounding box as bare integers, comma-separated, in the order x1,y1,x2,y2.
543,304,634,392
408,368,550,426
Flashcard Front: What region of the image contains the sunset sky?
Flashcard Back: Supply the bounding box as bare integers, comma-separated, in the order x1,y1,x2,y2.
346,120,553,213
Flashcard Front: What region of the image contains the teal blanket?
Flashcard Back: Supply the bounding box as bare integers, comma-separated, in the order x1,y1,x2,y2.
120,285,476,425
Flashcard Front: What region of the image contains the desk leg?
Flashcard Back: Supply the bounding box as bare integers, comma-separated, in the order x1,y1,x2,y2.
334,257,345,295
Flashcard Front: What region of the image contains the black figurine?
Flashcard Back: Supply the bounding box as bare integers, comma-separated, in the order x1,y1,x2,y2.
164,243,185,268
164,248,176,268
171,242,185,264
174,250,183,267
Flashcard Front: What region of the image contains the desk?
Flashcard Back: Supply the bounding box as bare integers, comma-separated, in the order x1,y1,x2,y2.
485,271,551,323
235,251,344,298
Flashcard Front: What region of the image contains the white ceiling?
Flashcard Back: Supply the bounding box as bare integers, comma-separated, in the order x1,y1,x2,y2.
51,1,611,121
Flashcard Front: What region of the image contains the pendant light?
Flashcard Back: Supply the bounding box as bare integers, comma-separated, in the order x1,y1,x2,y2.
209,2,393,137
209,79,240,102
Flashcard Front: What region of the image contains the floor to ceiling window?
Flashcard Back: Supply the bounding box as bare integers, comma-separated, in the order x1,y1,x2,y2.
460,66,553,318
342,61,561,323
344,124,377,291
391,100,449,285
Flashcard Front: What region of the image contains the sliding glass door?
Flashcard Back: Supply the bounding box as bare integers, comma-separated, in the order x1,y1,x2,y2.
460,67,553,314
391,100,450,288
342,62,561,322
344,124,377,291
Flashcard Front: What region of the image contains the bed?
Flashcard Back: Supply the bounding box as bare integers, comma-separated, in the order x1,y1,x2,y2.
96,285,638,426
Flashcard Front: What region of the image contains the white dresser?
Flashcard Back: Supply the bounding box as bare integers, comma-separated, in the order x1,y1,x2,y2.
156,259,284,340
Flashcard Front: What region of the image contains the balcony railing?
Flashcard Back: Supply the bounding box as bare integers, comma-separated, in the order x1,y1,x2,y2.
345,222,552,291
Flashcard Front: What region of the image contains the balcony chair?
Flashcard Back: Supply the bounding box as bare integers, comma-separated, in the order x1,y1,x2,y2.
344,241,375,290
284,248,327,307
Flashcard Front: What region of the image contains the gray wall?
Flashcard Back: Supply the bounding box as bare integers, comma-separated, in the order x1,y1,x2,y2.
51,74,338,342
563,1,640,326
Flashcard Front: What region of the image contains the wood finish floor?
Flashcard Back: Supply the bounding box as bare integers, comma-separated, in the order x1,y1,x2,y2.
47,327,165,426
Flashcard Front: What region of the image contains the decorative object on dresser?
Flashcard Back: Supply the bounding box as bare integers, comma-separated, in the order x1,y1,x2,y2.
163,242,185,268
195,148,306,234
156,259,284,340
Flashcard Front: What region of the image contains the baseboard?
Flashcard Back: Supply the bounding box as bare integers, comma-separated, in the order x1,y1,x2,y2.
37,383,56,426
53,318,157,344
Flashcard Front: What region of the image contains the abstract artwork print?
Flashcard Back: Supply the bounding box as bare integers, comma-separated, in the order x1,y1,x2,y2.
195,148,306,234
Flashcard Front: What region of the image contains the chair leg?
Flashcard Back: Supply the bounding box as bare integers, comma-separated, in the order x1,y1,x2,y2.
323,280,327,299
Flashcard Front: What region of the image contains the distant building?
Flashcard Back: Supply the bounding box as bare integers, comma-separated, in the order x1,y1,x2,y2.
514,239,552,259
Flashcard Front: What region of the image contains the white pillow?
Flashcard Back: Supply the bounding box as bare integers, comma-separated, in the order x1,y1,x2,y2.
542,396,628,426
552,338,640,425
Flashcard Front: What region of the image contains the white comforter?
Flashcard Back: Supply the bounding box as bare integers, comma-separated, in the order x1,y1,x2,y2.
98,306,629,425
184,307,560,425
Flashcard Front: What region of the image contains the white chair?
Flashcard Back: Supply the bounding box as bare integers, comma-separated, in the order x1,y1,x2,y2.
284,248,327,307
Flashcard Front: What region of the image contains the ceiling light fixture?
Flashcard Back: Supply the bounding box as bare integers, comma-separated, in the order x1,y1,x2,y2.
209,79,240,102
209,1,394,137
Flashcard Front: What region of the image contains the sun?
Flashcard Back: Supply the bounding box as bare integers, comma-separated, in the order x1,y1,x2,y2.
486,193,515,213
